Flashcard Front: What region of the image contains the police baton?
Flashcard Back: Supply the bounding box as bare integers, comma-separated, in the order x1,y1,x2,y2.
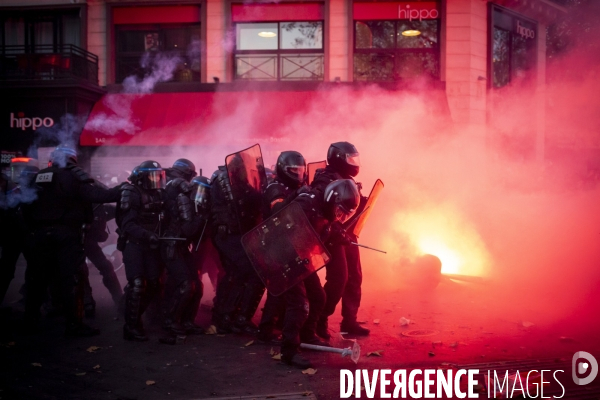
350,242,387,254
194,219,208,252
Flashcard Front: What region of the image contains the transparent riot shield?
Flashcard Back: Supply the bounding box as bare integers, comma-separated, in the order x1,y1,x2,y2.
225,144,269,233
307,160,326,185
345,179,384,237
241,202,331,296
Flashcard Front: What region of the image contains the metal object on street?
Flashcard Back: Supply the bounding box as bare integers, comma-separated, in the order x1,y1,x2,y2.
300,341,361,364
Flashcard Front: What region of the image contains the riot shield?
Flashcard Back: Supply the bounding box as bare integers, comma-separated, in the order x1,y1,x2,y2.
345,179,384,237
241,202,331,296
225,144,268,233
307,160,326,185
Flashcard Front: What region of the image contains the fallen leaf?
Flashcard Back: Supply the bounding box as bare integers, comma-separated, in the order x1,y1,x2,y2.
205,325,217,335
75,372,86,376
93,365,100,370
86,346,100,353
146,380,156,386
302,368,317,375
244,340,254,347
31,363,42,367
373,319,380,325
367,350,384,357
272,353,282,360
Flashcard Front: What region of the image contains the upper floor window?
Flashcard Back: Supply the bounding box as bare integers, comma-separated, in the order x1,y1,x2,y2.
115,24,201,84
234,21,324,81
1,8,81,51
231,3,325,81
112,5,201,84
353,1,440,82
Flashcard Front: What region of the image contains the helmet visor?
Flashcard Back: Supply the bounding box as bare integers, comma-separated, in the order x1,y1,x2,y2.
345,153,361,167
334,205,356,224
194,182,210,207
10,165,26,184
284,165,307,183
146,169,166,189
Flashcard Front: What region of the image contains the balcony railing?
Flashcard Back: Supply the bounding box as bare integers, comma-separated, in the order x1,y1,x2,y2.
0,44,99,85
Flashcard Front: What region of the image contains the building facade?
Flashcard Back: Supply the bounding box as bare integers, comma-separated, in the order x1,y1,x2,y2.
0,0,567,172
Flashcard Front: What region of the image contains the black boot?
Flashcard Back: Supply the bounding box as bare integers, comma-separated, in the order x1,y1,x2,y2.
232,315,259,336
215,314,234,334
282,353,313,369
316,317,331,340
163,280,193,335
181,281,204,335
340,319,370,336
123,277,148,342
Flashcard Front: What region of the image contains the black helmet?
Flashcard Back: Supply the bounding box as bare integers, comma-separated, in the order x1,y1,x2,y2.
323,179,359,223
169,158,197,181
326,142,360,178
190,175,211,211
50,145,78,167
275,151,306,188
137,160,166,190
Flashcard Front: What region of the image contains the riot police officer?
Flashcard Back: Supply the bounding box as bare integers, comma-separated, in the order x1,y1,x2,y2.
277,178,360,368
22,146,120,337
209,165,264,335
161,159,204,336
0,158,38,308
258,151,327,349
311,142,370,338
117,161,167,341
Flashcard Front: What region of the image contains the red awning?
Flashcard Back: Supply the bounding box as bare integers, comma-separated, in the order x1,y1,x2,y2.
80,88,451,147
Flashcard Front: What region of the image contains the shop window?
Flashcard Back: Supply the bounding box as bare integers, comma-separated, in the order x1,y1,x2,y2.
115,24,201,84
354,19,440,82
490,5,537,89
234,21,324,81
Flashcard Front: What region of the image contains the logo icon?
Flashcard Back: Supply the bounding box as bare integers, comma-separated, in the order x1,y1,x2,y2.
573,351,598,385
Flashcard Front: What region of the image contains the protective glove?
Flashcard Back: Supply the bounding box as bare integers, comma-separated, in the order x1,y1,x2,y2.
327,222,352,246
144,231,160,249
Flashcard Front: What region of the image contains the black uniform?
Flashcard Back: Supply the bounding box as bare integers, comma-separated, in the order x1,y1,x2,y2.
160,177,203,334
258,180,327,351
117,183,165,341
210,166,264,334
311,165,365,333
81,203,122,313
22,164,120,336
0,176,29,306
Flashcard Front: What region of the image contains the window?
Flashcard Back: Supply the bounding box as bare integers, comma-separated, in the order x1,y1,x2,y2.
1,9,81,51
490,6,537,89
115,24,201,84
234,21,324,81
354,19,440,82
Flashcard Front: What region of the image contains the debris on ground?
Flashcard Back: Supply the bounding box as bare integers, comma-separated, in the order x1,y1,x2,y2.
399,317,410,326
93,365,100,369
31,363,42,367
559,336,575,343
205,325,217,335
75,372,86,376
244,340,254,347
146,380,156,386
366,350,384,357
373,319,380,325
428,351,435,357
86,346,101,353
302,368,317,375
521,321,535,328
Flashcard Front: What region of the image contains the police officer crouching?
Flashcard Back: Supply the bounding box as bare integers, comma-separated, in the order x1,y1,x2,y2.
22,146,121,337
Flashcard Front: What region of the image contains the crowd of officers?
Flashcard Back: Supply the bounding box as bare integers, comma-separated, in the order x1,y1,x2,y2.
0,141,369,369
